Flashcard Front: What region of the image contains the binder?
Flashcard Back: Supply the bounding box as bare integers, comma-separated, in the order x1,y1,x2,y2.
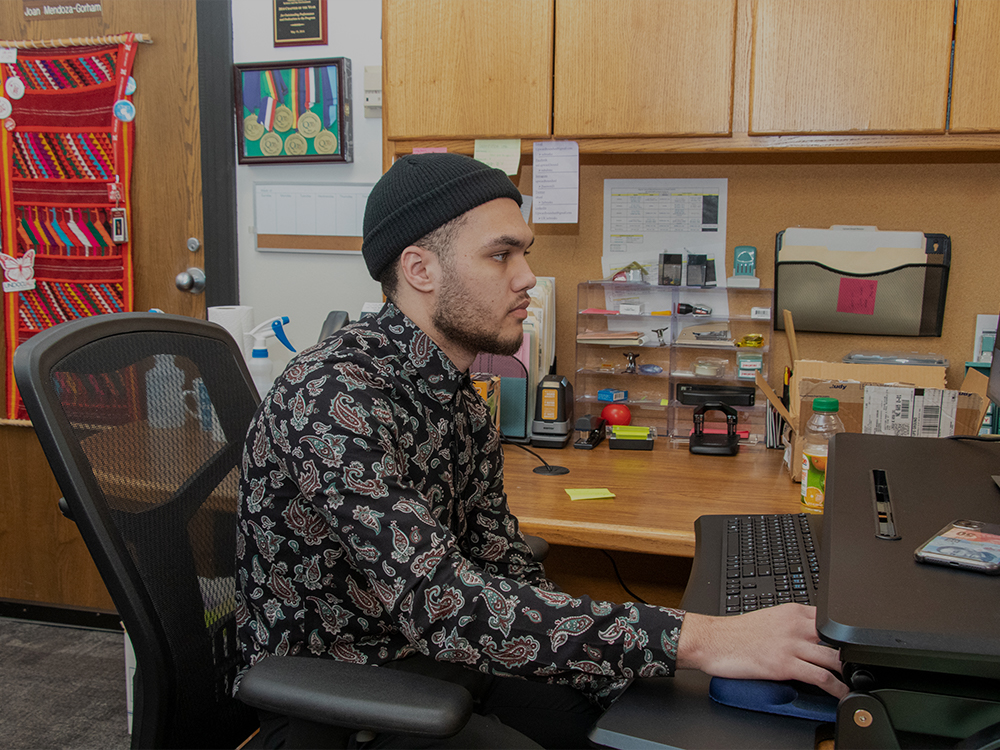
774,226,950,336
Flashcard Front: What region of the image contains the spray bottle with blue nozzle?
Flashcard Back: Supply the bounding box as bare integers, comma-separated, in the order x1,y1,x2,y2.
248,316,295,398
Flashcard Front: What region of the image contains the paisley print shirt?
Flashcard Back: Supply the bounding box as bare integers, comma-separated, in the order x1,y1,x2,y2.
235,302,685,705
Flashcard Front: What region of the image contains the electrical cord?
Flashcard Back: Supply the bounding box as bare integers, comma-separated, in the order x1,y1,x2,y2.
600,550,649,605
501,434,554,467
499,435,648,603
500,435,569,475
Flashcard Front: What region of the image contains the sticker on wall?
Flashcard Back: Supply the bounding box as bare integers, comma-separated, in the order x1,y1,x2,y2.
1,249,36,293
5,77,24,100
113,99,136,122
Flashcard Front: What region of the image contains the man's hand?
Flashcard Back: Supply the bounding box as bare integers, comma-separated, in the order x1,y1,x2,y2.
676,603,849,699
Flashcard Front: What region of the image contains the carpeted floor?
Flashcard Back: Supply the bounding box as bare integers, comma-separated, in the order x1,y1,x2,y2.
0,617,131,749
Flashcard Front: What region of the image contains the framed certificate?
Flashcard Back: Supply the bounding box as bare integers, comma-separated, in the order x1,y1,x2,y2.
273,0,328,47
234,58,352,165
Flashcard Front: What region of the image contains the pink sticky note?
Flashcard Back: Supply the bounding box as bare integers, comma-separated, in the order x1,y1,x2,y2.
837,277,878,315
412,147,447,154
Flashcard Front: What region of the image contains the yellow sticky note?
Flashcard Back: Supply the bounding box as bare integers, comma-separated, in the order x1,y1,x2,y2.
474,139,521,175
566,488,616,501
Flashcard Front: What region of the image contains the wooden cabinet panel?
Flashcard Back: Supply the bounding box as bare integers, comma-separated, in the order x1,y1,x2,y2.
749,0,953,135
383,0,553,139
554,0,736,137
0,425,114,610
950,0,1000,133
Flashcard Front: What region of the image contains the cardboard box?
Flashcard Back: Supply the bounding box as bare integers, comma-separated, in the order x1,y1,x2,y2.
756,361,988,482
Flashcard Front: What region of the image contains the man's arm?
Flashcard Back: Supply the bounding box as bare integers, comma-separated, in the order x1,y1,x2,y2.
676,603,849,698
463,426,556,590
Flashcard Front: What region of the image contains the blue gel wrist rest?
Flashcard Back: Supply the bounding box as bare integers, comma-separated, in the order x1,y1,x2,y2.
708,677,838,722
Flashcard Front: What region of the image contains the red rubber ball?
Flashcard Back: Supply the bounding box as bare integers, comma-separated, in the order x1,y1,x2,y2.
600,403,631,426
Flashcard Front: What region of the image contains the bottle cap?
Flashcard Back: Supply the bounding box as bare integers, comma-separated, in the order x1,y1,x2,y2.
812,397,840,413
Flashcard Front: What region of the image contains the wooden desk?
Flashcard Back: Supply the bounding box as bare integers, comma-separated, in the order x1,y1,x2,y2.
79,419,233,506
503,442,801,558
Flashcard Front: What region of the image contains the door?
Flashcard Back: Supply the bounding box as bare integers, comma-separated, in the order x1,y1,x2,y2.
0,0,210,612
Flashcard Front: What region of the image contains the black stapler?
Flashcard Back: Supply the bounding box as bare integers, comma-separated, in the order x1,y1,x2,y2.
574,415,606,449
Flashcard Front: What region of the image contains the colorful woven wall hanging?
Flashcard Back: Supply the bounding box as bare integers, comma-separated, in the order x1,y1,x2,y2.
0,34,141,420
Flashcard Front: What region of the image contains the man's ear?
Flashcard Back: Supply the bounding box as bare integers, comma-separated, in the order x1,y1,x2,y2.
398,245,438,294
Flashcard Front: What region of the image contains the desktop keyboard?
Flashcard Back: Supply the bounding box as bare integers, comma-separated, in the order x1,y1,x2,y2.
722,514,820,615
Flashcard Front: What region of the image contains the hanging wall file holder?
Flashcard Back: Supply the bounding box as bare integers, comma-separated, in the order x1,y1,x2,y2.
774,227,950,337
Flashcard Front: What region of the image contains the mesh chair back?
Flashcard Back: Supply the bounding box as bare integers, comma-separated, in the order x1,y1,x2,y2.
14,313,260,749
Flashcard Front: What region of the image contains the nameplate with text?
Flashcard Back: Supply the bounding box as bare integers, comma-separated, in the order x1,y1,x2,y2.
24,1,103,20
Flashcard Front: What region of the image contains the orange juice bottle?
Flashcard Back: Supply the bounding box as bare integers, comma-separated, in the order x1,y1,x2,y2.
800,397,845,514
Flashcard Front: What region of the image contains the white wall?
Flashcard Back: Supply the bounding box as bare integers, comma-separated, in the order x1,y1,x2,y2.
232,0,384,369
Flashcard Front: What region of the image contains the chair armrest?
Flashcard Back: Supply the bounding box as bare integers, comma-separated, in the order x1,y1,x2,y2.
523,533,549,563
238,656,473,739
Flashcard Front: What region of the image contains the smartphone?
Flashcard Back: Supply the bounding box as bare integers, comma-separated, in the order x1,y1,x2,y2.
914,520,1000,574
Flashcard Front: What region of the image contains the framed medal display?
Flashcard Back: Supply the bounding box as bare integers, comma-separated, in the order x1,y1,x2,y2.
234,58,352,165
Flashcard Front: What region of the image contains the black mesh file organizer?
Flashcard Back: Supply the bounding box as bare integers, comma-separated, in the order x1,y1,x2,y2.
774,228,950,336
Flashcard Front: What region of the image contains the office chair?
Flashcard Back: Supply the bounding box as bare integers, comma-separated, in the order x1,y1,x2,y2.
318,310,350,342
12,312,488,748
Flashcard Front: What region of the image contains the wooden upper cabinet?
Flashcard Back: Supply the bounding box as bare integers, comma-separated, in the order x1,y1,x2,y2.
950,0,1000,133
749,0,954,135
383,0,554,139
554,0,737,137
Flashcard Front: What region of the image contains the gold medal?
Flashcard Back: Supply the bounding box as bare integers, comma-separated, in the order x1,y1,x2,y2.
297,110,322,138
243,114,264,141
260,132,283,157
314,129,338,155
273,104,294,132
284,132,308,156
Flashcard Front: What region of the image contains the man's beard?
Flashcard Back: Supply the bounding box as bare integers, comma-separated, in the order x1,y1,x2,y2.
432,275,524,357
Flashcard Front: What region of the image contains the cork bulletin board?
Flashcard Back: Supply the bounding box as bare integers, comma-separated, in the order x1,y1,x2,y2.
510,152,1000,393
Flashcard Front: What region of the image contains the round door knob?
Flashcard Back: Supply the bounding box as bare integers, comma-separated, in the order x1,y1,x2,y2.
175,267,206,294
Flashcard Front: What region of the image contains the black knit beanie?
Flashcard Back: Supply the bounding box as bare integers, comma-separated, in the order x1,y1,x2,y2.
362,153,523,280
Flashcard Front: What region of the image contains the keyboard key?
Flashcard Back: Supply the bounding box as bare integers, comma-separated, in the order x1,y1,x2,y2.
718,513,821,616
